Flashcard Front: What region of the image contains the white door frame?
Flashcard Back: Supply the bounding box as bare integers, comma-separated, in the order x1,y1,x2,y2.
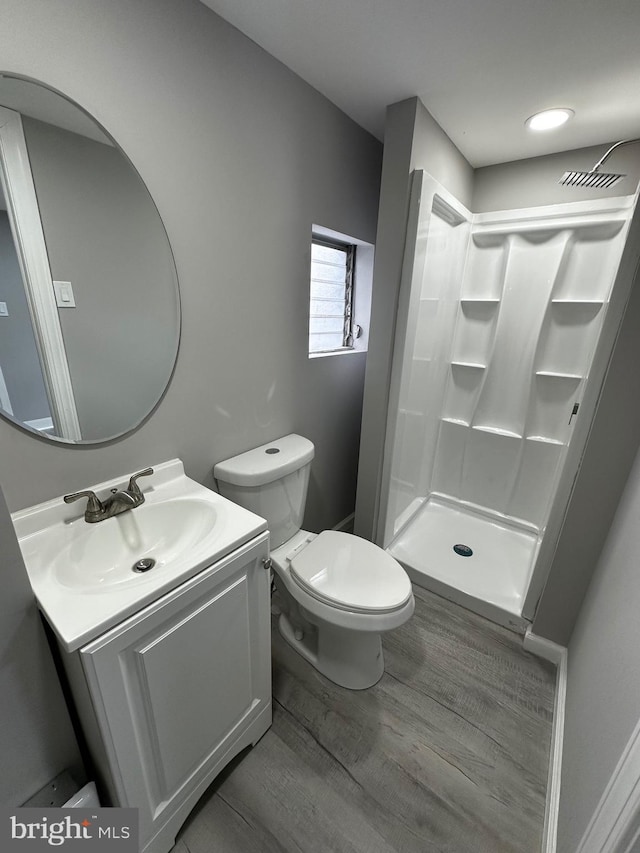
0,364,13,414
0,105,81,441
576,718,640,853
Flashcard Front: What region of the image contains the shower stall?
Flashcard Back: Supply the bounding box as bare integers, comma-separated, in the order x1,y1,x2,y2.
378,170,637,628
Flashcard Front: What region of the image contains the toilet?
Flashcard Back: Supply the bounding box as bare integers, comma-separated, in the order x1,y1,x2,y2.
214,434,414,689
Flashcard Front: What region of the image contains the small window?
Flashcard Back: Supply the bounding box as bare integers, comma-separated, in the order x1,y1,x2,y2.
308,237,355,355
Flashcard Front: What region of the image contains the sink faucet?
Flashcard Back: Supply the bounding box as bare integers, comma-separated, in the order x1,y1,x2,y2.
64,468,154,523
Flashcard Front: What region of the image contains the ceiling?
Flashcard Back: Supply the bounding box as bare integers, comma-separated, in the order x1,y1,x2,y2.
200,0,640,168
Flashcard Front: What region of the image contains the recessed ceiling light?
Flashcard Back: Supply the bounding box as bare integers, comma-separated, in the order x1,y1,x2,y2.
525,108,574,132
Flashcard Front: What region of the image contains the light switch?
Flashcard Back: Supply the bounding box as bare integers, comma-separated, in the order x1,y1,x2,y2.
0,301,8,316
53,281,76,308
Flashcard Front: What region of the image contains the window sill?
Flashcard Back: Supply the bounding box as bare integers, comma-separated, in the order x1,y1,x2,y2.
309,347,367,359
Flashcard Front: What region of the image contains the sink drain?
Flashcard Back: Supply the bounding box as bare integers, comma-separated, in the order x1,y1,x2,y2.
132,557,156,573
453,544,473,557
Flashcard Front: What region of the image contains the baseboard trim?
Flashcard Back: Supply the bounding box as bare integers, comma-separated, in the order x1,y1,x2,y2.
523,627,566,665
333,512,355,534
524,628,567,853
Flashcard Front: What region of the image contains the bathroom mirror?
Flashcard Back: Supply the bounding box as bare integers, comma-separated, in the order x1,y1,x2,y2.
0,75,180,444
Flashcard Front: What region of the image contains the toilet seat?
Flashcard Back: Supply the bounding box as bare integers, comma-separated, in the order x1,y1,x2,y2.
289,530,412,614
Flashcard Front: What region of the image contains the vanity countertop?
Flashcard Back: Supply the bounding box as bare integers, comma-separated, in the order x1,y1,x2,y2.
12,459,267,651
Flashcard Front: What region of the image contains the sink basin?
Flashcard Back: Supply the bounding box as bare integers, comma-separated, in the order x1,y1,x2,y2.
52,498,218,592
12,459,267,651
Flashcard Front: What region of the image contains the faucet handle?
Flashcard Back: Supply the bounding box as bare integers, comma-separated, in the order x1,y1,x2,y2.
63,490,104,514
127,467,154,496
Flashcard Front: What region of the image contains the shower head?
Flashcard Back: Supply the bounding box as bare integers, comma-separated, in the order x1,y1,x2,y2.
558,138,640,189
559,169,625,189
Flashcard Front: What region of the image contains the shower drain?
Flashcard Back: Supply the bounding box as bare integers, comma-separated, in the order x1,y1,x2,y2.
453,544,473,557
132,557,156,573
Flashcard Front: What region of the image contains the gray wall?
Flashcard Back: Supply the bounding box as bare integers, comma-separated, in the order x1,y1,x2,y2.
473,143,640,211
411,100,475,207
0,0,382,544
0,480,83,806
23,117,179,442
355,96,473,540
0,0,381,807
0,211,51,423
556,442,640,851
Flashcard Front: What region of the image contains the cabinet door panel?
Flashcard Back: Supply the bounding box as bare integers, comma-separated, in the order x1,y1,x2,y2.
136,573,254,794
80,535,270,844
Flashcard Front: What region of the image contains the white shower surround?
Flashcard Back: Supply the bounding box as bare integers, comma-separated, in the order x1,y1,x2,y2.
382,172,635,627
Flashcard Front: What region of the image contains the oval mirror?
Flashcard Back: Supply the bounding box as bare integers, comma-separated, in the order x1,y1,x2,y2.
0,75,180,444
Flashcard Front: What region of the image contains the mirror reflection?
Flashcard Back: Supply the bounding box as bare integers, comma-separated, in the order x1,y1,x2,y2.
0,76,180,443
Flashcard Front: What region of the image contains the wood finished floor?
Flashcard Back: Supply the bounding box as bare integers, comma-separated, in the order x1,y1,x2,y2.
172,586,556,853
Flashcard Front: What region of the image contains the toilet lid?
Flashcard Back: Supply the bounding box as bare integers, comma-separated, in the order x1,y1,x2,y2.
289,530,412,613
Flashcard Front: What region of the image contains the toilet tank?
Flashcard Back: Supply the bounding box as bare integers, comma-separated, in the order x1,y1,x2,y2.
214,434,315,549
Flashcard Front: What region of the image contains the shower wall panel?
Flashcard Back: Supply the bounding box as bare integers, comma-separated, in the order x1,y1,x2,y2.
434,211,628,531
382,185,470,544
382,178,633,548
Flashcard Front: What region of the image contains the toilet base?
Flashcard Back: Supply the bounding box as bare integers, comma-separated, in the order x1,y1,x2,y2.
278,612,384,690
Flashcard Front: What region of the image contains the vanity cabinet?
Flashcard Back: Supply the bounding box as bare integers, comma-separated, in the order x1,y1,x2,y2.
60,533,271,853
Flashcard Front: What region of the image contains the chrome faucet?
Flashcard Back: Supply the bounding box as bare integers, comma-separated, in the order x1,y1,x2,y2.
64,468,154,523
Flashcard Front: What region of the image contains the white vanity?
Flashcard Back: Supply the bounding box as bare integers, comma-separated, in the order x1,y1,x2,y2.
13,460,271,853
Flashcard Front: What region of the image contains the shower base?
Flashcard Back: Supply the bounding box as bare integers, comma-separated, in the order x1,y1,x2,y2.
387,497,539,631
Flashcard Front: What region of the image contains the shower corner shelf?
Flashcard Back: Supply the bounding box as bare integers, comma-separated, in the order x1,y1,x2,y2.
471,231,508,248
460,298,500,314
441,416,470,428
526,435,565,446
535,370,582,380
471,425,522,439
450,361,486,370
550,298,604,316
551,298,603,305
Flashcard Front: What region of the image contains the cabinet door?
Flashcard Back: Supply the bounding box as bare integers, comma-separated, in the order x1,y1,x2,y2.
81,534,270,847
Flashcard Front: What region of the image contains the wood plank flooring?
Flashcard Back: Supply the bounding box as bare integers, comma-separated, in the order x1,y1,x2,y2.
172,586,555,853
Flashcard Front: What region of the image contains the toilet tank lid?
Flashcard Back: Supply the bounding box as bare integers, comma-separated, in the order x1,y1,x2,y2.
214,434,315,487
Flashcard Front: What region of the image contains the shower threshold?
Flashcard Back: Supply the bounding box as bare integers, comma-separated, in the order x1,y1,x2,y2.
387,497,539,631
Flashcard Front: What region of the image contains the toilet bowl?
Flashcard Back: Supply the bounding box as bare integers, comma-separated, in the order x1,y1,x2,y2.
270,528,414,688
214,434,414,689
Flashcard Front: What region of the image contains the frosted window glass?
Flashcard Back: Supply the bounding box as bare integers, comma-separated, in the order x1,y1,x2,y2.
310,281,346,300
310,298,345,317
309,238,354,354
310,316,344,334
311,260,345,283
312,244,345,264
310,333,344,351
